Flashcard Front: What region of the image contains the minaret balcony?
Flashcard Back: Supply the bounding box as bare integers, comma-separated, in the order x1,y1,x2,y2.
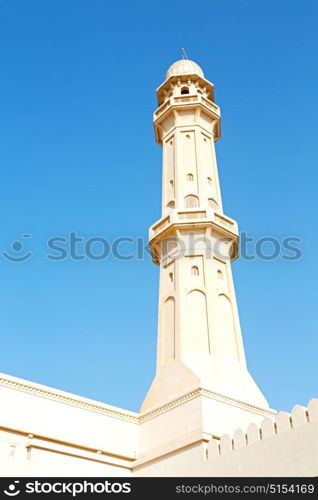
154,92,220,115
153,94,221,144
149,209,239,265
154,93,220,122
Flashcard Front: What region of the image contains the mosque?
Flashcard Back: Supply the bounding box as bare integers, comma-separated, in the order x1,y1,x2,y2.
0,58,317,477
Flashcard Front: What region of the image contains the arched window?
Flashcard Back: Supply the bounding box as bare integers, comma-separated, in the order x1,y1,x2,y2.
207,177,212,185
167,201,175,209
217,269,223,280
208,198,219,210
181,86,189,95
169,272,174,282
169,179,174,187
191,266,199,276
185,195,199,208
187,173,193,181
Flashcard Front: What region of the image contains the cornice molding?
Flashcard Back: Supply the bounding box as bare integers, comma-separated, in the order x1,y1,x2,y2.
0,374,275,426
0,374,139,424
140,388,276,423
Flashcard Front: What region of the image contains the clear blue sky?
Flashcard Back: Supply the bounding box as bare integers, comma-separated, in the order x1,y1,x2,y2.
0,0,317,413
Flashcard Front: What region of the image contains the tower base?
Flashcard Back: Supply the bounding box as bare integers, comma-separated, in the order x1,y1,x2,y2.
140,359,274,457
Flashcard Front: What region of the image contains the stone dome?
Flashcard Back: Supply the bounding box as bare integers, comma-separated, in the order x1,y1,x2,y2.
166,59,204,80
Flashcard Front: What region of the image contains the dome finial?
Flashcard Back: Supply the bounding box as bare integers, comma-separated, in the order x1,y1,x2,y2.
166,58,204,80
181,48,188,60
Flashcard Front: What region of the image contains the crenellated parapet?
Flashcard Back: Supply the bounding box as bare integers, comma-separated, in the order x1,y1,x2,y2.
207,399,318,459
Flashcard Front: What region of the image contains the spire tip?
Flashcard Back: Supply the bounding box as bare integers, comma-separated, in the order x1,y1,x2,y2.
181,48,188,60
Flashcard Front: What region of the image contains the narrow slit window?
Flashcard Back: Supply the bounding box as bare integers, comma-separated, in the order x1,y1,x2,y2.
191,266,199,276
217,270,223,280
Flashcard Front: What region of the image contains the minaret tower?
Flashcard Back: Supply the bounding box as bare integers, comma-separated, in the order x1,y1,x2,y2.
141,58,272,438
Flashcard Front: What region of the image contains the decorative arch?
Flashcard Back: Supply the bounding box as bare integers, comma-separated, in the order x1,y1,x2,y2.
216,293,238,360
185,290,210,355
162,296,175,364
185,195,199,208
181,86,189,95
167,200,175,209
208,198,219,210
187,287,205,294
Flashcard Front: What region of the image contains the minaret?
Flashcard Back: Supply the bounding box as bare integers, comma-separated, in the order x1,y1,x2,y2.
141,58,269,420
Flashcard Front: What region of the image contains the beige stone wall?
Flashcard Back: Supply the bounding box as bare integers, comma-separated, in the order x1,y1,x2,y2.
135,399,318,477
0,374,138,477
1,374,317,477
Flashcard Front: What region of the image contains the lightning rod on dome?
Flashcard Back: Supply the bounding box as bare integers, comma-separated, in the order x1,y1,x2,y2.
181,48,188,60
